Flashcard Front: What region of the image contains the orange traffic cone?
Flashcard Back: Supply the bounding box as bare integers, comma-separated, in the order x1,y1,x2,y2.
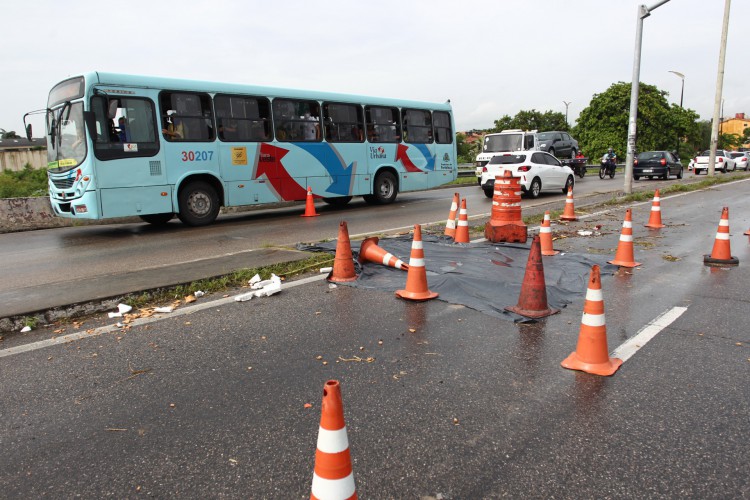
745,228,750,236
539,211,559,256
358,236,408,271
396,224,439,301
644,189,665,229
506,235,559,319
453,199,470,244
301,186,320,217
310,380,357,500
444,192,460,238
608,208,641,268
328,221,358,283
561,265,623,376
559,186,578,221
704,206,739,266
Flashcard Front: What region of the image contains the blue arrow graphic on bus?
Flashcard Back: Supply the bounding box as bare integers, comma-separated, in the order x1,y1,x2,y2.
296,143,352,195
412,144,435,170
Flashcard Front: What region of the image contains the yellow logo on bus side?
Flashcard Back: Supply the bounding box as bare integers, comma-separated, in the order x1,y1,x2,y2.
232,147,248,165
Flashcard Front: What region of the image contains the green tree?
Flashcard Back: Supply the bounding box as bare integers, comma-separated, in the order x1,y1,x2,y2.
491,110,568,133
456,132,472,163
573,81,695,159
719,132,743,150
1,130,21,139
492,115,514,132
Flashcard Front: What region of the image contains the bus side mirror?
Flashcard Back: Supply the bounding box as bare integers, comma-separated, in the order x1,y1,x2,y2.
83,111,97,141
25,124,33,140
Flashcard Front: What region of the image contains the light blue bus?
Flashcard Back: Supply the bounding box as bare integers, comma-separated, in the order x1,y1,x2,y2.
26,72,457,226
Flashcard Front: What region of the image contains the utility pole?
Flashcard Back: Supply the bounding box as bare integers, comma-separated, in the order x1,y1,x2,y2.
624,0,671,195
563,101,571,128
708,0,731,176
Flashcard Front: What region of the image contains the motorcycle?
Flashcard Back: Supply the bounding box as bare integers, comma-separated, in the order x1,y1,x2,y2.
599,155,617,179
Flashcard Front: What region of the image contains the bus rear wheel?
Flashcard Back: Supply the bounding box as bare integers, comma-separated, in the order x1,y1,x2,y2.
139,213,174,225
178,181,220,226
364,171,398,205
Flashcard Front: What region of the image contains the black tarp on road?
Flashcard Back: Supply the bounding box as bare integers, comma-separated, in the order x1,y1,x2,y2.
300,234,618,322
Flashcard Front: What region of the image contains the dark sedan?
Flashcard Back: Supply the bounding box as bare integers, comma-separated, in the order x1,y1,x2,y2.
633,151,683,180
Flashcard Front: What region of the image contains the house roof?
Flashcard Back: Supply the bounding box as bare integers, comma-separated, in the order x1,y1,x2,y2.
0,138,46,150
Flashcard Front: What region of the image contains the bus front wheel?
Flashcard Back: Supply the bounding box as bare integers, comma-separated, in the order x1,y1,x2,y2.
178,181,220,226
140,213,174,225
364,171,398,205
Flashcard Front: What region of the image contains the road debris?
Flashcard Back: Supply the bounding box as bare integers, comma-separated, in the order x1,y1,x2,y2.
337,356,375,363
236,274,282,301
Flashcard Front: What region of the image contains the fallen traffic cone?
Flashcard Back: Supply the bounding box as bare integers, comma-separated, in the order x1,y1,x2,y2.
396,224,439,301
559,186,578,221
644,189,665,229
704,206,739,266
444,192,460,238
561,265,623,376
301,186,320,217
453,199,470,243
328,221,358,283
310,380,357,500
539,211,559,256
608,208,641,268
358,236,408,271
506,235,559,319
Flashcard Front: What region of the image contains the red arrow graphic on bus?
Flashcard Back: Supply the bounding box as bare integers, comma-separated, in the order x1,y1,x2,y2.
254,144,309,201
396,144,423,173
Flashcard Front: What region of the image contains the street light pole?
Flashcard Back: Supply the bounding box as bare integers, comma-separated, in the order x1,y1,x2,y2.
669,70,684,107
624,0,672,195
563,101,571,127
669,70,684,157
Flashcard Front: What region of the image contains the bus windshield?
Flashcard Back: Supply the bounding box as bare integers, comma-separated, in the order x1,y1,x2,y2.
47,101,87,172
484,134,522,153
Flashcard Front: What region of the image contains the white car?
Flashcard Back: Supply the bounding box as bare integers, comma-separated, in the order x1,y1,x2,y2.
480,151,575,199
729,151,750,171
693,149,736,174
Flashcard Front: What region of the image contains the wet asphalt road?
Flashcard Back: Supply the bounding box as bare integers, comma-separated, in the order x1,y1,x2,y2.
0,178,749,497
0,171,685,319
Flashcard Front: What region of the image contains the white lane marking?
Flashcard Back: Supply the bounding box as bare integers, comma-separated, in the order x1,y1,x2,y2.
0,274,327,359
610,306,688,362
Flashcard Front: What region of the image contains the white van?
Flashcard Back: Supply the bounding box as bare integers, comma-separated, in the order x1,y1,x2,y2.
474,129,537,183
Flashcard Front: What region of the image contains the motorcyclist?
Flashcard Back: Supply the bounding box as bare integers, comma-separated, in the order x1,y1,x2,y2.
604,147,617,163
603,147,617,172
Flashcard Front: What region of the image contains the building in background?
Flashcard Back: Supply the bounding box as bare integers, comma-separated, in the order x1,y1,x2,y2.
720,113,750,149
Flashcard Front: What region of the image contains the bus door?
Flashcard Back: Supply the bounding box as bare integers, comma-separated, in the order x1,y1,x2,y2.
430,110,456,187
90,92,174,217
400,108,439,191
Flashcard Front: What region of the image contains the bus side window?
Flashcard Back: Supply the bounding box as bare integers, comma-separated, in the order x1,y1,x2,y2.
433,111,452,144
403,109,432,144
159,91,214,142
323,102,364,143
365,106,400,143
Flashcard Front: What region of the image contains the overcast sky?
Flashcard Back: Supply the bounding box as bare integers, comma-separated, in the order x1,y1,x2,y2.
2,0,748,137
